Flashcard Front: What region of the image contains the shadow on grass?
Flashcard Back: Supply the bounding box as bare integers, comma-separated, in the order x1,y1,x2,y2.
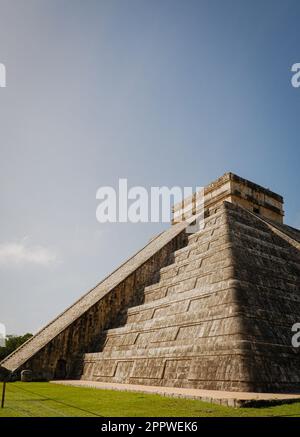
7,384,103,417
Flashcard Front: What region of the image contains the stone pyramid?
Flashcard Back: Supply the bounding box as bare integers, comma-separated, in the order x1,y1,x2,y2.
1,173,300,393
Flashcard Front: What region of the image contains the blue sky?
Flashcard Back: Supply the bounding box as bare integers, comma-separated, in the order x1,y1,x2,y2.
0,0,299,334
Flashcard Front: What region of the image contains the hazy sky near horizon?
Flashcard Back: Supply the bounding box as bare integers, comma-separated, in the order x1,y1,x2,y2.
0,0,299,334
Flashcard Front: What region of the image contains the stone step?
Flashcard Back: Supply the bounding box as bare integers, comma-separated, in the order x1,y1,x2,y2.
162,241,300,283
87,335,247,361
159,241,233,281
126,282,235,323
173,233,231,263
81,339,298,391
186,216,225,244
102,311,239,350
106,293,237,333
187,219,299,265
146,247,232,291
81,341,249,387
116,278,300,339
100,337,244,358
163,227,230,264
102,300,296,352
175,221,228,252
148,240,300,305
230,221,300,253
86,332,296,363
137,279,300,318
176,213,229,245
143,266,235,304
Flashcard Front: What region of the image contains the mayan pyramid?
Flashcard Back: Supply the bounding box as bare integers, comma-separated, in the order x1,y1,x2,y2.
1,173,300,393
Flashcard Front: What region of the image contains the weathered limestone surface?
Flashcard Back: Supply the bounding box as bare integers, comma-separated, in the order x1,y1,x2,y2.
81,203,300,392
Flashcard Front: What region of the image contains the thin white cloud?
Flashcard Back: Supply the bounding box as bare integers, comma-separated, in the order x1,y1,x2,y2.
0,238,57,266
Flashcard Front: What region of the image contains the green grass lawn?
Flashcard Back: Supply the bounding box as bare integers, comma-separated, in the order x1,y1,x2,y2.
0,382,300,417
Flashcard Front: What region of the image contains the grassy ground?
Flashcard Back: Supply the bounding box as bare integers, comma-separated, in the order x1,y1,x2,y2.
0,382,300,417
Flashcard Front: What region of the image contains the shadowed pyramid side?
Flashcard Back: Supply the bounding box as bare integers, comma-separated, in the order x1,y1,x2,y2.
80,202,300,392
226,203,300,392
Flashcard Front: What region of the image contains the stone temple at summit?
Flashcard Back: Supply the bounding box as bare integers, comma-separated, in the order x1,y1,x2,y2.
1,172,300,393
